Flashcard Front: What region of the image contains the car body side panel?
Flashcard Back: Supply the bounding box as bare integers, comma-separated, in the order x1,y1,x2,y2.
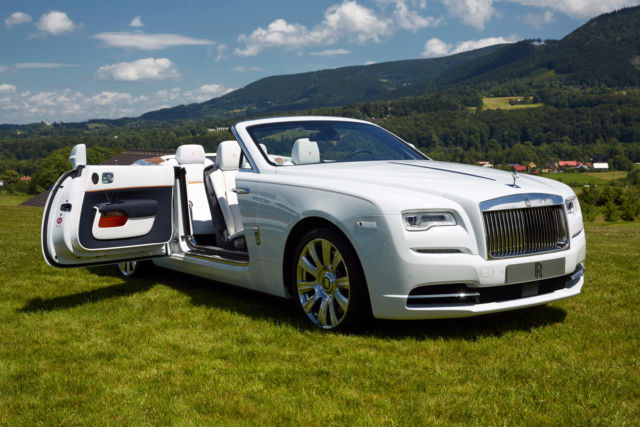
234,173,386,298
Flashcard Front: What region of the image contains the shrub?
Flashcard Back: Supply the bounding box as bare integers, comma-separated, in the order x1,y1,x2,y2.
604,200,619,221
580,202,597,222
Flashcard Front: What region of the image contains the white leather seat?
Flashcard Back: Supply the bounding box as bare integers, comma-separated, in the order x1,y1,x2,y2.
210,140,244,239
291,138,320,164
175,144,214,235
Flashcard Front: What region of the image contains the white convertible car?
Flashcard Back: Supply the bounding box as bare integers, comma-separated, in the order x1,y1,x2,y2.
42,116,586,330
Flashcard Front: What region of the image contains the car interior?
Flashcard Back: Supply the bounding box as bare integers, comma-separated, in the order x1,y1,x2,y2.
174,142,248,260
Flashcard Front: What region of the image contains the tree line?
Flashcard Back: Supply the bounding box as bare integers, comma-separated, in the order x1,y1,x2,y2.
1,88,640,194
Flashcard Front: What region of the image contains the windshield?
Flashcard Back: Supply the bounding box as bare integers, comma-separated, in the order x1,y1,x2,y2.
246,120,426,166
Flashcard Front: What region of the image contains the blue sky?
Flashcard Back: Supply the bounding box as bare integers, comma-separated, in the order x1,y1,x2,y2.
1,0,638,124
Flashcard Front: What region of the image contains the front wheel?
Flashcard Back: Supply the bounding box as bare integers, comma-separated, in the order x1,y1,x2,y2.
291,227,370,331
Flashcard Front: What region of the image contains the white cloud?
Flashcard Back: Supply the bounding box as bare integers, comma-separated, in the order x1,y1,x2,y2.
442,0,495,30
93,32,214,50
235,1,392,56
0,84,234,124
235,19,319,56
90,91,133,106
95,58,180,81
310,48,351,55
200,84,226,94
523,9,556,28
421,37,452,57
392,0,440,31
323,1,393,43
451,36,515,53
0,83,17,93
5,12,32,29
365,60,377,65
129,16,143,28
232,66,264,72
216,44,227,60
0,66,11,72
15,63,78,69
507,0,640,20
36,11,79,35
183,84,234,102
421,36,515,57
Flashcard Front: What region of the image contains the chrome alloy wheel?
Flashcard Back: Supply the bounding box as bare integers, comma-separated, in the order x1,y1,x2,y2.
296,238,350,329
117,260,138,277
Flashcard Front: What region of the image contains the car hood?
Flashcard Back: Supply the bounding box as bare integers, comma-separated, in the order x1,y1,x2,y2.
274,160,572,212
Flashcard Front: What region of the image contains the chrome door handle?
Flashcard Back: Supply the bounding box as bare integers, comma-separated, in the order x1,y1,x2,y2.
232,187,250,194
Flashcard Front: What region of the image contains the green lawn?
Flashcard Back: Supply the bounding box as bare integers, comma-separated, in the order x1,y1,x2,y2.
0,193,31,206
582,171,628,181
0,201,638,424
482,97,543,110
541,172,611,187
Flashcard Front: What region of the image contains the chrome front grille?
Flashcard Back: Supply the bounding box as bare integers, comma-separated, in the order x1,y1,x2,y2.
483,204,569,259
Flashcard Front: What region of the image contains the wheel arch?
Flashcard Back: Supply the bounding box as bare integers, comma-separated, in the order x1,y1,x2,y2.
282,216,369,305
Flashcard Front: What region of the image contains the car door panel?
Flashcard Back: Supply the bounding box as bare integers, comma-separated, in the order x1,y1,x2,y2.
42,165,175,267
79,187,172,248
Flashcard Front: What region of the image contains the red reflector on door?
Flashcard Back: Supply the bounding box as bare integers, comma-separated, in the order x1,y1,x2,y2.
98,211,128,227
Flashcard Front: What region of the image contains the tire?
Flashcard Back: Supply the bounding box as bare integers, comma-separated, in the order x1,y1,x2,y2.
291,227,370,331
116,260,150,278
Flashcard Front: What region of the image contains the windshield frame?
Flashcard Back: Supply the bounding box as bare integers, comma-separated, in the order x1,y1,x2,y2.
244,119,429,167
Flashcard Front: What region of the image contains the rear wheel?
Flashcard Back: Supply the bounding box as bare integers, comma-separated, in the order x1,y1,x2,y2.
291,227,369,331
116,260,150,278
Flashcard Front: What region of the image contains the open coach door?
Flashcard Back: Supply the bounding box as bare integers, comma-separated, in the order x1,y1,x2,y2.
42,144,175,267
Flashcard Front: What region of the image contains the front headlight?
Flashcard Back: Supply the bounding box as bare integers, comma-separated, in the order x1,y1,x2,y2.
565,196,583,236
402,211,456,231
565,196,579,214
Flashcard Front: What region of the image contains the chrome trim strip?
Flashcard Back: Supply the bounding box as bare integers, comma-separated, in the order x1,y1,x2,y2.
230,124,259,173
390,161,495,181
570,264,585,282
480,193,563,212
412,248,463,254
182,252,249,266
407,292,481,299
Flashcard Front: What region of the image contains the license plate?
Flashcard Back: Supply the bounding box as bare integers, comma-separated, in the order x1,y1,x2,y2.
506,258,565,284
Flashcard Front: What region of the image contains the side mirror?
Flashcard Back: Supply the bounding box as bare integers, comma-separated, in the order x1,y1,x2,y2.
69,144,87,169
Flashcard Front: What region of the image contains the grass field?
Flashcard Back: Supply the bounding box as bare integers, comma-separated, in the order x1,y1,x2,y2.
540,172,611,187
540,171,628,191
0,194,30,206
482,97,544,110
0,198,638,424
582,171,628,181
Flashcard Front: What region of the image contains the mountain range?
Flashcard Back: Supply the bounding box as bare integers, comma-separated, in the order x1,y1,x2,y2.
135,6,640,123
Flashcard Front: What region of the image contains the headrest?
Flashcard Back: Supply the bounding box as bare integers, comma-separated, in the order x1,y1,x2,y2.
291,138,319,165
216,140,241,171
175,144,205,165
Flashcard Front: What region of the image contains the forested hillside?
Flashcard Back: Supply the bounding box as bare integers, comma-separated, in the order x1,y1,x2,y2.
139,45,503,121
309,89,640,167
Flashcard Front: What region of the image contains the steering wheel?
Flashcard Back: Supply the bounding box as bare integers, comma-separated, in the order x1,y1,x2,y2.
344,149,374,160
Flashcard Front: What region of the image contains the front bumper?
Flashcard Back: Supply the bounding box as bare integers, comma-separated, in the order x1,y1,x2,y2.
363,227,586,320
378,265,583,320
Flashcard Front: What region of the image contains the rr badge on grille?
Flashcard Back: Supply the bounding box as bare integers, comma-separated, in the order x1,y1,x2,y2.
535,262,543,279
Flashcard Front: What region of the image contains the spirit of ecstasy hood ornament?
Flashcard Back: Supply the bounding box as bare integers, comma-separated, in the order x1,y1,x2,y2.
509,170,520,188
